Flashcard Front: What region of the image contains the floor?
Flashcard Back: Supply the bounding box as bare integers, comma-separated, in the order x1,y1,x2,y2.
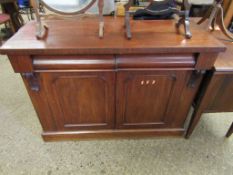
0,55,233,175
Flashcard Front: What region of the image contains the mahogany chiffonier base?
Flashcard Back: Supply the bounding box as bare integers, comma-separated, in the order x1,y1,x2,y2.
0,17,225,141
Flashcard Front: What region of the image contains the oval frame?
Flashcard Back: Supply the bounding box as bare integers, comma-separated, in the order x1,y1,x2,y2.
40,0,97,15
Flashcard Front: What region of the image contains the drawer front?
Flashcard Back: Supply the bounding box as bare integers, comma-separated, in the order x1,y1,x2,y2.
33,55,115,70
116,54,196,69
9,54,195,73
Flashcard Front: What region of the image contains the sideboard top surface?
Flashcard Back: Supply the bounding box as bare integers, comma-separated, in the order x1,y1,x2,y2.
0,17,226,55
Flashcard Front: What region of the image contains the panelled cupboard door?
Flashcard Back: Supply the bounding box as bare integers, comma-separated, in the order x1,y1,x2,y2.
116,71,192,129
41,72,115,131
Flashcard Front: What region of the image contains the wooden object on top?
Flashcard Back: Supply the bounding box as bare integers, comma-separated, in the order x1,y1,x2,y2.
34,0,104,39
124,0,192,39
198,0,233,41
0,17,226,141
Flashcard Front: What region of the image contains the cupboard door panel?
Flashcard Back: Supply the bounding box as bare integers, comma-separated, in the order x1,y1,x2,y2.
116,71,189,129
41,72,115,131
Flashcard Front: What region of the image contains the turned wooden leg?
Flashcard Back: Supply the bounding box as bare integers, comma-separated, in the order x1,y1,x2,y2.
176,0,192,39
124,0,133,39
226,122,233,138
36,23,49,40
197,0,218,26
184,16,192,39
98,0,104,38
125,11,132,39
34,0,48,40
175,16,192,39
207,6,218,30
197,6,214,25
198,0,233,41
210,17,216,31
183,0,192,38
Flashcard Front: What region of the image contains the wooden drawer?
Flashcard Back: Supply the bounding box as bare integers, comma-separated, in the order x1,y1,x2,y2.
32,55,115,70
34,54,195,71
9,54,196,73
116,54,196,69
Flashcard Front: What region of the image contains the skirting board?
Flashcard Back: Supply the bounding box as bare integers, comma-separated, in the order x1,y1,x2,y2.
42,128,185,141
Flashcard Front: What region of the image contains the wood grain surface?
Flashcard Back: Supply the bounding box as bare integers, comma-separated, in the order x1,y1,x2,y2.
0,17,226,55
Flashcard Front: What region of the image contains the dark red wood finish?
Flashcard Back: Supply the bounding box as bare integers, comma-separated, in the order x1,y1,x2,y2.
0,18,225,55
116,70,194,129
0,18,225,141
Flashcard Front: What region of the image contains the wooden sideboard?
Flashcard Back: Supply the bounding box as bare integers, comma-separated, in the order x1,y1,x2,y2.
0,17,225,141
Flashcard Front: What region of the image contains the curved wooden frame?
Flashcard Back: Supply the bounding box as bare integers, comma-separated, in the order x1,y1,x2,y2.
40,0,96,15
34,0,104,40
124,0,192,39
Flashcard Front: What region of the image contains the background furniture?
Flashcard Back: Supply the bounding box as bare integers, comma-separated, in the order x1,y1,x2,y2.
0,0,24,31
0,18,225,141
186,26,233,138
0,13,14,44
18,0,34,20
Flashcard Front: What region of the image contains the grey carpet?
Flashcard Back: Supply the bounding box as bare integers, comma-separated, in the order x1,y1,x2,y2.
0,55,232,175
